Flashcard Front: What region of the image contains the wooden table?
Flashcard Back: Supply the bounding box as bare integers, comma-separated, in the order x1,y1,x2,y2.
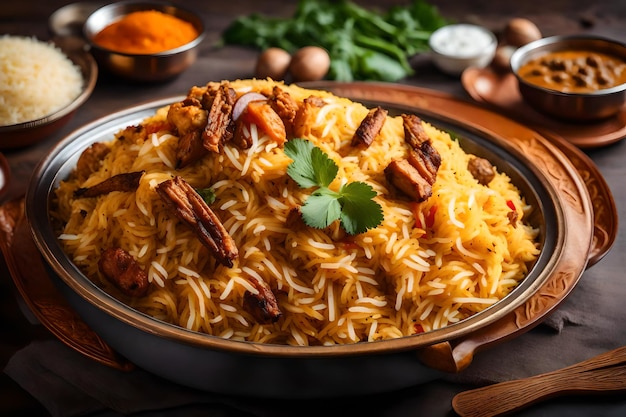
1,1,626,416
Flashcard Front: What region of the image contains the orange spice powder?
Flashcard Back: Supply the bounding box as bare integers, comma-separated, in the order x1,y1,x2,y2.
93,10,199,54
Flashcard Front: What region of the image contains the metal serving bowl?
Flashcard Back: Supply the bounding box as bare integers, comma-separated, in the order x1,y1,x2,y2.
0,36,97,150
25,88,600,398
83,1,205,82
510,35,626,122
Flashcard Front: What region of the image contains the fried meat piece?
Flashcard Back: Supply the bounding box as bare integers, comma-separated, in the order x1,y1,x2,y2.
168,98,209,168
293,96,326,138
468,156,496,185
75,142,110,181
243,278,282,324
202,83,236,153
268,86,299,138
74,171,144,198
232,119,254,149
352,106,388,147
407,142,441,185
384,159,432,202
99,247,149,297
156,176,238,268
176,130,207,169
168,97,208,136
402,114,431,150
385,114,442,202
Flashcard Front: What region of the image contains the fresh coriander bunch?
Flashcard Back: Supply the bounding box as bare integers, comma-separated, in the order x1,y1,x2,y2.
221,0,449,82
284,138,384,235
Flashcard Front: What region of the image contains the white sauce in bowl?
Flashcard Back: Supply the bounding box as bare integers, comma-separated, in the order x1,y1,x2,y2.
430,24,495,58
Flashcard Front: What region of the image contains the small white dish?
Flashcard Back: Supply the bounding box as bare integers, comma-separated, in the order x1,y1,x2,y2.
429,24,497,76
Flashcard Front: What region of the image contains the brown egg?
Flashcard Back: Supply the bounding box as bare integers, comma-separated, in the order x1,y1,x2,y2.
255,47,292,80
288,46,331,82
504,18,542,47
491,45,516,73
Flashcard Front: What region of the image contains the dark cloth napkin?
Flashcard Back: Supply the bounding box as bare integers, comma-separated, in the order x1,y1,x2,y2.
5,261,626,417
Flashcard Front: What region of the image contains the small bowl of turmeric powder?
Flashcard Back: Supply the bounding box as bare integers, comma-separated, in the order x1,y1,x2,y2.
83,1,204,82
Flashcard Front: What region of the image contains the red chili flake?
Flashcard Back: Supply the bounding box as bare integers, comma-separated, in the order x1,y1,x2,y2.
425,204,438,228
409,202,422,228
341,238,360,251
414,323,425,334
506,199,516,211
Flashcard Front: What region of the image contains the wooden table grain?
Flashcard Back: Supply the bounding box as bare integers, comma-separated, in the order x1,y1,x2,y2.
1,1,625,416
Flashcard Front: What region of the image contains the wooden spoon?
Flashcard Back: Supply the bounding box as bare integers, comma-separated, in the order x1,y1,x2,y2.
452,346,626,417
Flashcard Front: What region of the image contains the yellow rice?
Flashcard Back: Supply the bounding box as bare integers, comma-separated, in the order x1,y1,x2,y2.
52,79,540,346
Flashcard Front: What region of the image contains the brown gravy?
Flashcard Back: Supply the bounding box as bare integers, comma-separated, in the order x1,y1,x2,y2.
518,50,626,93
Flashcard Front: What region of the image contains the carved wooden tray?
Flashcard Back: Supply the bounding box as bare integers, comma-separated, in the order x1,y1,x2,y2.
0,82,618,374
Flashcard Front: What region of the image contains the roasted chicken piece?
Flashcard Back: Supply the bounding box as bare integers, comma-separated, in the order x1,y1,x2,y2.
385,159,433,202
203,83,236,153
243,278,282,324
385,114,442,202
74,171,144,198
167,97,207,137
74,142,110,181
407,142,441,185
468,156,496,185
402,114,431,150
352,106,388,147
168,97,209,168
293,96,326,138
268,85,299,138
99,247,149,297
156,176,238,268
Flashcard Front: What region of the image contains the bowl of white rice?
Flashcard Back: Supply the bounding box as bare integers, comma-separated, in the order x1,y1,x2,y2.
0,35,97,149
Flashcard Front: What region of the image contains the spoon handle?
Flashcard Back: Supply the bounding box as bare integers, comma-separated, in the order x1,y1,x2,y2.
452,346,626,417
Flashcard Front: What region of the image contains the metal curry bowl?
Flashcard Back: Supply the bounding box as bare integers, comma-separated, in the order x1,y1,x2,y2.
510,35,626,122
26,86,600,398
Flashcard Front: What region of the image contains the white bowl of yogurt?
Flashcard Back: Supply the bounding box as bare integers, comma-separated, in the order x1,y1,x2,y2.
429,24,497,76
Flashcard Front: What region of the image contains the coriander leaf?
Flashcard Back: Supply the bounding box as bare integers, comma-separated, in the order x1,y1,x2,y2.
285,138,384,235
357,49,412,82
338,182,384,234
220,0,449,82
301,188,342,229
284,139,338,188
196,187,216,205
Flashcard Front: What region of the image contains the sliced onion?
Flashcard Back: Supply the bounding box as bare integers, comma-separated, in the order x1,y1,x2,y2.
232,92,267,121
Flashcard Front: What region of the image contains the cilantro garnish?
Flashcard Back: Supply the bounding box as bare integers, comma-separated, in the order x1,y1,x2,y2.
284,139,383,235
196,187,216,205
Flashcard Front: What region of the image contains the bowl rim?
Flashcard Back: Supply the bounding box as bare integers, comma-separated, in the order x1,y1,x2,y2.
83,0,206,56
0,37,98,134
510,34,626,97
26,91,580,359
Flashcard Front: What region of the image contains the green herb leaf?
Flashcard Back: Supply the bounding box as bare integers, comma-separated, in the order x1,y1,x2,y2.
221,0,449,82
196,187,216,205
284,139,337,188
338,181,384,235
301,188,342,229
285,138,383,235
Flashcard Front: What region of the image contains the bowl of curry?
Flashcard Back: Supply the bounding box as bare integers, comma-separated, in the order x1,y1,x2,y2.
510,34,626,122
83,1,205,82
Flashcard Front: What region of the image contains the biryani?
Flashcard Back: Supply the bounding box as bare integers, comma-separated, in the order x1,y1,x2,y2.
52,79,540,346
0,35,83,126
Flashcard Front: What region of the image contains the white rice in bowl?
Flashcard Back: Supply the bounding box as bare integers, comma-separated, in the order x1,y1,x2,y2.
0,35,83,126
